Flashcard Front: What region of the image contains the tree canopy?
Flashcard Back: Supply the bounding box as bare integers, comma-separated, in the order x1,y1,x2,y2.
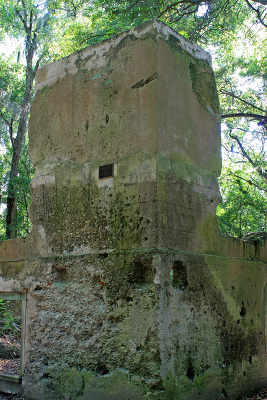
0,0,266,239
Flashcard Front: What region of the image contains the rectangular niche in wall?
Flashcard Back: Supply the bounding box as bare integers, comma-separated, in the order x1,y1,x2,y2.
0,292,26,386
99,164,114,179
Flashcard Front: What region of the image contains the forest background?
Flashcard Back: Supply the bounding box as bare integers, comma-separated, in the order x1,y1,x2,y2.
0,0,266,241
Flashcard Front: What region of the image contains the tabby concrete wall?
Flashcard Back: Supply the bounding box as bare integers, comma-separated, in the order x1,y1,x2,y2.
0,20,266,400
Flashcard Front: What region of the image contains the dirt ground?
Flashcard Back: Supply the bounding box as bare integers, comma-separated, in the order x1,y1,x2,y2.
0,387,266,400
240,387,267,400
0,359,20,376
0,335,21,376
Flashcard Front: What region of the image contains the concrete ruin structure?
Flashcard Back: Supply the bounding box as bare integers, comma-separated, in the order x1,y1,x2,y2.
0,20,266,400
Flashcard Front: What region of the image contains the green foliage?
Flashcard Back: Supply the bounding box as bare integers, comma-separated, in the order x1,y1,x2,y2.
164,369,223,400
50,0,264,59
49,367,144,400
217,166,266,238
0,298,18,335
0,57,30,238
0,57,25,105
213,7,266,238
0,1,60,239
0,134,34,240
7,143,34,238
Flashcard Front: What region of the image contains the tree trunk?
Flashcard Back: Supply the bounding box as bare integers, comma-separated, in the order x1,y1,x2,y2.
5,44,35,239
6,196,17,239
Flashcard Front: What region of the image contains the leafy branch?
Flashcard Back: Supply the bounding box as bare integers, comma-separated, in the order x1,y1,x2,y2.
221,112,266,127
220,89,265,113
157,0,202,18
228,133,267,181
244,0,267,27
231,173,267,192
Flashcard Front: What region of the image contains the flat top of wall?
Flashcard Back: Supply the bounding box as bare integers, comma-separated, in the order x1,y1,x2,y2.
36,19,211,92
0,239,26,262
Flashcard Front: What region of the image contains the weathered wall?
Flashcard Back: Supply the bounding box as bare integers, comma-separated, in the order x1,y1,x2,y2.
0,20,266,400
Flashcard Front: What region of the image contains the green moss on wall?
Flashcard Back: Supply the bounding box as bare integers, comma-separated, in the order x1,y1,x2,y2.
186,256,263,365
189,60,220,115
38,170,147,252
166,35,220,116
47,367,145,400
0,261,25,277
163,369,224,400
157,153,219,184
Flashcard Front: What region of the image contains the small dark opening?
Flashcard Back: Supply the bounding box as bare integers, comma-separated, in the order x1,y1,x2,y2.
96,363,109,375
171,261,188,290
131,261,146,283
240,301,246,317
99,164,113,179
129,258,153,284
186,358,195,381
98,253,109,259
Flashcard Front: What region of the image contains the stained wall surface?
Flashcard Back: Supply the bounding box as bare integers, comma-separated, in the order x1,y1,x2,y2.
0,20,266,400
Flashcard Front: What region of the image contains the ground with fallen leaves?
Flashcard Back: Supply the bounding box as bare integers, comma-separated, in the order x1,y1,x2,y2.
0,335,20,376
239,387,267,400
0,387,266,400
